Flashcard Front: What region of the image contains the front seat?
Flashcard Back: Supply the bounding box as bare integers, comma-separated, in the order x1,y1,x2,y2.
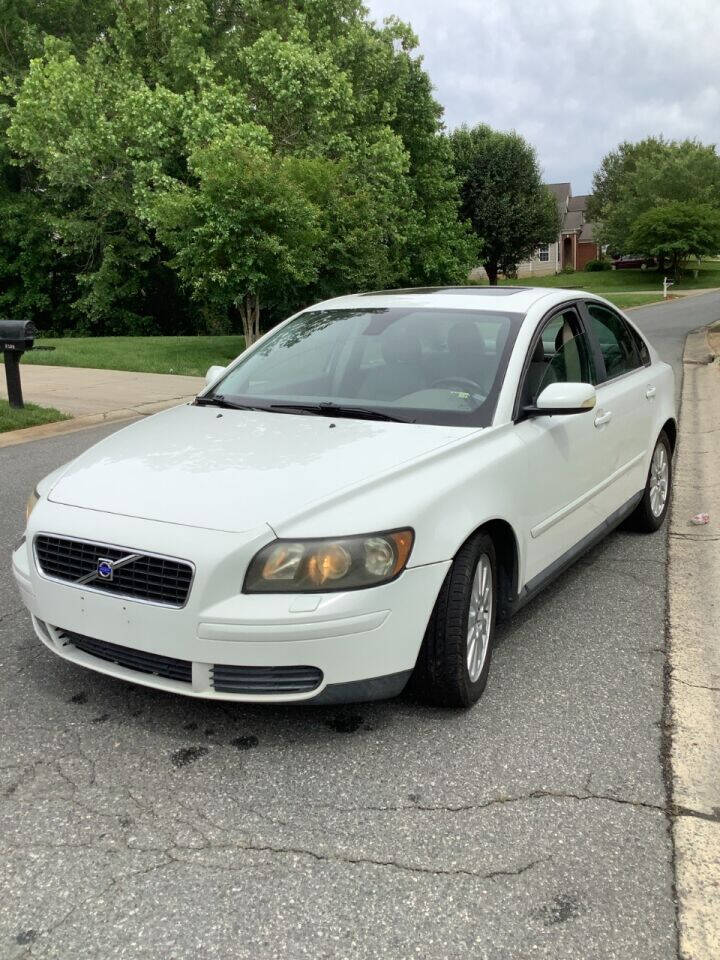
359,328,427,402
446,322,491,390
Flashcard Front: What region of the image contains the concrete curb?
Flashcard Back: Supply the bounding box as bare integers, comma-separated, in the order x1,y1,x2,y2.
0,395,194,449
667,325,720,960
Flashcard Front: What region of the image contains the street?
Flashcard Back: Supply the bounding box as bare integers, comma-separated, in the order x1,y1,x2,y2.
1,293,718,960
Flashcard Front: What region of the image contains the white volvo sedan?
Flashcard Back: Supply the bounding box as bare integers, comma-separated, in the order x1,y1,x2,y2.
13,287,675,708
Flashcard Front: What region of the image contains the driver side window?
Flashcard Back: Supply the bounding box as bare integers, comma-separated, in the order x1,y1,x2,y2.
521,309,596,408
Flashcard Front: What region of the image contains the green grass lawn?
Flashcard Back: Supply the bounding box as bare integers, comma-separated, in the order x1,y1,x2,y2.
490,259,720,295
5,335,246,377
0,336,245,377
0,399,69,434
603,292,667,309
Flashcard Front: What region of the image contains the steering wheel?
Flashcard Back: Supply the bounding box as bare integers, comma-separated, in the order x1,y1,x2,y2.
431,376,484,393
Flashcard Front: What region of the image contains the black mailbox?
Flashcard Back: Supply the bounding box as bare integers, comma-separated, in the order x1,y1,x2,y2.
1,319,37,409
0,319,37,352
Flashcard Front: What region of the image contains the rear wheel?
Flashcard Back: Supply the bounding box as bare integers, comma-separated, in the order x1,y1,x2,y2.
628,431,672,532
413,531,496,707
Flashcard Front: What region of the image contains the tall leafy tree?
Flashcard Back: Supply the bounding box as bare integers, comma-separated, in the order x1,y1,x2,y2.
3,0,475,336
0,0,117,331
143,129,325,345
627,202,720,277
589,136,720,260
449,124,559,285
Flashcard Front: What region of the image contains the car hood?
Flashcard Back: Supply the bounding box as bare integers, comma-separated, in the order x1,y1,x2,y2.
48,404,477,533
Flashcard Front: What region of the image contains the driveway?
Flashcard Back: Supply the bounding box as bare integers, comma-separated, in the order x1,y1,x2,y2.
1,294,717,959
0,365,202,418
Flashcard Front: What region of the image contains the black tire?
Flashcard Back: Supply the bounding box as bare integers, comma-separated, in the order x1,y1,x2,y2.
628,431,672,532
413,531,497,708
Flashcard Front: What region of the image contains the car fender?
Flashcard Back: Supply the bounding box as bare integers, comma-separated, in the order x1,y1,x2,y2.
272,420,530,596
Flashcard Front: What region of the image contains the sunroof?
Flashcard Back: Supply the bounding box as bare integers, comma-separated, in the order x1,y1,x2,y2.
359,286,529,297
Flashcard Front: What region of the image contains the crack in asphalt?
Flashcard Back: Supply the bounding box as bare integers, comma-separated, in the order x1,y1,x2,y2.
33,854,173,948
170,843,551,881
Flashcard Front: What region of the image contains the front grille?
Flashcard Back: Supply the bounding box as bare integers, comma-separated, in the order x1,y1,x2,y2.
60,630,192,683
35,535,193,607
212,664,323,694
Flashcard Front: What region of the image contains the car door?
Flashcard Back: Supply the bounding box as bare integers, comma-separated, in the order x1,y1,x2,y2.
580,301,655,511
514,304,613,585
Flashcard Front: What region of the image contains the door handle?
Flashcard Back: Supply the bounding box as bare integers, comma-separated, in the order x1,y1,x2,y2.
645,385,656,399
594,411,612,428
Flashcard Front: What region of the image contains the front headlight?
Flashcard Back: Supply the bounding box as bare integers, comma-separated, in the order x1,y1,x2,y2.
243,529,414,593
25,488,39,523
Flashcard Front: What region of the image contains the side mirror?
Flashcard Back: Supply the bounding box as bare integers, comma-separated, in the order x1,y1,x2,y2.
205,365,226,387
525,382,596,417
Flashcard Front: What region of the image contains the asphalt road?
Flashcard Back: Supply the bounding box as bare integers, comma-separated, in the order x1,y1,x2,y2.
1,293,718,960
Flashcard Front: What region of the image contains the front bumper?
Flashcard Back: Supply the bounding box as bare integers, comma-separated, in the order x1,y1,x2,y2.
13,504,450,703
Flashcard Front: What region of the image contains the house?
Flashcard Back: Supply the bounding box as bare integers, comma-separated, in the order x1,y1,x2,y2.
519,183,602,276
470,182,602,280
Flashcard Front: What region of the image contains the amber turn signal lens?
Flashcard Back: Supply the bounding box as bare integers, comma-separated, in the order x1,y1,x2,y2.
389,529,414,575
25,489,39,523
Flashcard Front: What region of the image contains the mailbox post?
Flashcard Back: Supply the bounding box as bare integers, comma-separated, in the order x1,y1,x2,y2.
1,320,37,409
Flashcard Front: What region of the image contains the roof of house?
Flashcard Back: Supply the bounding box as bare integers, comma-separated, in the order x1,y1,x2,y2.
579,221,595,242
567,194,589,213
545,182,571,202
561,210,584,233
545,182,571,221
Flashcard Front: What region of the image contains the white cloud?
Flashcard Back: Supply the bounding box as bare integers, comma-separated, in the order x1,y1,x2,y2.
365,0,720,192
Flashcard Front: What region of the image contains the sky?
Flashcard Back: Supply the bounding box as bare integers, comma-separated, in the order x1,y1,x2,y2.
365,0,720,195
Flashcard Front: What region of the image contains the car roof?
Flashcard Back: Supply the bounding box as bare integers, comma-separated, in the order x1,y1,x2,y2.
310,286,597,315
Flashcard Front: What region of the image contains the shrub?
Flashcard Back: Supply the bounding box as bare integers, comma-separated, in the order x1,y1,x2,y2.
561,265,576,274
585,259,611,272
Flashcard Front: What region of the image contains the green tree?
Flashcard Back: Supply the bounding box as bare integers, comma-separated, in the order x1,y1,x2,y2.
627,201,720,278
3,0,475,336
449,124,559,285
589,137,720,259
143,129,325,345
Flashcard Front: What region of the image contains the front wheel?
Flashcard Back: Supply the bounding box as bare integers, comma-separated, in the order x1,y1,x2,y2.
413,532,497,708
628,431,672,532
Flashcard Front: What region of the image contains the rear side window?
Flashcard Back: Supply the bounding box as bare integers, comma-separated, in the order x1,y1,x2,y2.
586,303,642,379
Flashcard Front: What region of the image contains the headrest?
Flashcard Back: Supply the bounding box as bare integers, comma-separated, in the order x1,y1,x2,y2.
382,327,422,364
555,322,573,351
447,322,486,356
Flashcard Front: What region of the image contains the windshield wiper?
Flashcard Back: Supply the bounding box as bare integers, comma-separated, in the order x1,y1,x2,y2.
269,401,411,423
194,395,264,411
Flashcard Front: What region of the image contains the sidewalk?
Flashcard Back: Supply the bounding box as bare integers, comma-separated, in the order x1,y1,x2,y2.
0,364,203,417
667,326,720,960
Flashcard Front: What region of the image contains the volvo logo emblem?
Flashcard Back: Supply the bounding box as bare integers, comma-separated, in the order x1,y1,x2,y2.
74,550,141,587
96,558,114,581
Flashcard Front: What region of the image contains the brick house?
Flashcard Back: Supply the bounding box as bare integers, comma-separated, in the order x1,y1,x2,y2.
470,182,602,280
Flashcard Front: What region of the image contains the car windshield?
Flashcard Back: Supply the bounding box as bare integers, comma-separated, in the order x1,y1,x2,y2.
209,307,523,427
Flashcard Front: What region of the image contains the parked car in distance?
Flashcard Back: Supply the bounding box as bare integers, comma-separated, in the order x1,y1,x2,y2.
611,254,657,270
13,287,676,708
